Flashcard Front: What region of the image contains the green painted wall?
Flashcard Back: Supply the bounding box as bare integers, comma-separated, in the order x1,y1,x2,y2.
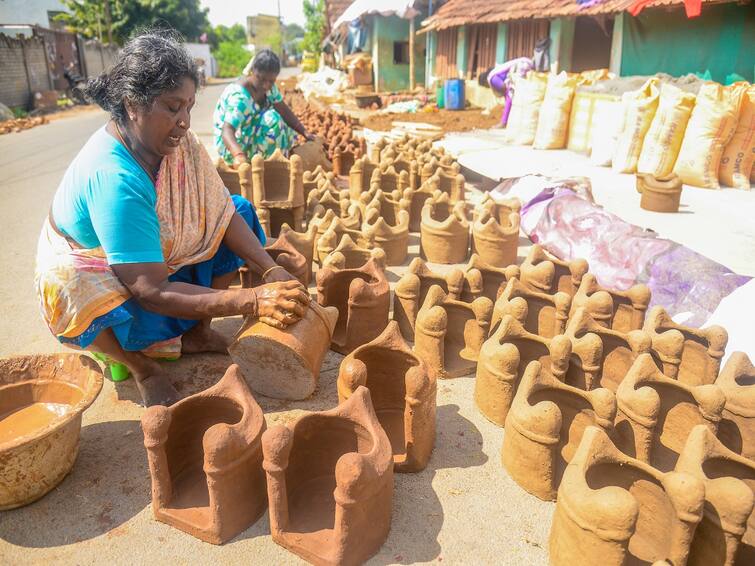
621,3,755,82
426,29,437,87
549,17,575,72
456,25,467,77
370,14,426,92
496,22,507,64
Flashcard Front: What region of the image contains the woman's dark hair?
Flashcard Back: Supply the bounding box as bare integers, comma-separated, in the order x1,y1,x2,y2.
83,30,199,123
252,49,281,75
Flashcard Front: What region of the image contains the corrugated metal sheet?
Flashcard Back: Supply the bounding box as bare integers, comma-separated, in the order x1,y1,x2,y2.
422,0,737,31
435,28,458,79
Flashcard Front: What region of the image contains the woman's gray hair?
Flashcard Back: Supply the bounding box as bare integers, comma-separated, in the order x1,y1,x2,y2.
83,29,199,123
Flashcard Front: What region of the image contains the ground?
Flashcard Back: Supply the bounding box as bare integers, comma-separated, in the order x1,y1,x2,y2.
362,107,503,134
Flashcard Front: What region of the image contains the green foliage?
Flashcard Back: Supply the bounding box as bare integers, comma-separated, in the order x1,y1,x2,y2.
302,0,326,55
11,107,28,119
205,23,247,51
215,41,251,78
283,23,304,42
57,0,209,44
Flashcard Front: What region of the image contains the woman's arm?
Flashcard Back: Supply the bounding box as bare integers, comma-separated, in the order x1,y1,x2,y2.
222,212,295,282
222,122,249,165
273,100,313,140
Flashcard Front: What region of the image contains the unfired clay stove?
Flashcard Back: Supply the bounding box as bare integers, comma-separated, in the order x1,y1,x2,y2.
420,191,470,265
519,244,588,297
571,273,651,333
492,277,571,339
717,352,755,461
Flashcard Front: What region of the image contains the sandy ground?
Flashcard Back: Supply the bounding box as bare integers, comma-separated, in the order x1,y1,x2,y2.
362,108,502,134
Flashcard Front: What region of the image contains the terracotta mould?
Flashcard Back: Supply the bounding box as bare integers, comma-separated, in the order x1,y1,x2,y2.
675,425,755,566
461,253,520,303
262,386,393,566
244,150,305,237
349,155,380,200
277,222,317,282
571,273,652,333
362,206,410,266
643,306,728,386
393,257,465,342
613,353,725,472
315,212,373,265
215,158,242,195
242,237,310,287
519,244,589,297
549,426,704,566
403,174,441,232
229,301,338,400
333,147,357,176
492,277,571,339
503,352,617,500
337,321,435,472
565,306,653,391
141,365,267,544
715,353,755,461
414,284,494,379
638,173,683,213
321,233,386,271
420,191,470,264
0,354,103,510
472,205,521,268
316,256,390,355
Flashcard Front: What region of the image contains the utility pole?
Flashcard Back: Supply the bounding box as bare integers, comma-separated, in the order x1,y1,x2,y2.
104,0,113,45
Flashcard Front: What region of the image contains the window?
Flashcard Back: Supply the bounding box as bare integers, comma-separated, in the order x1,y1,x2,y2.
393,41,410,64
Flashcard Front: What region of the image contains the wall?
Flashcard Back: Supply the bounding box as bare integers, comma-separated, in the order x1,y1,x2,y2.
0,0,67,27
621,3,755,83
570,16,613,72
81,40,119,79
371,14,426,92
0,34,52,108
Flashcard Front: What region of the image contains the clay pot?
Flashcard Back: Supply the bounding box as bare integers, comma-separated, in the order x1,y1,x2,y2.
638,172,683,213
141,365,267,544
228,301,339,400
0,354,103,510
262,386,394,565
519,244,588,297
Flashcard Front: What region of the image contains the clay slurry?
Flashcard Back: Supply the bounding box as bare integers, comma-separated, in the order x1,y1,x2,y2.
0,402,73,443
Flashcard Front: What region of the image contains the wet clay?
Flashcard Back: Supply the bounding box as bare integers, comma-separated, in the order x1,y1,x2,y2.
141,365,267,544
565,306,653,391
0,354,102,510
676,425,755,566
243,149,305,237
492,277,571,339
549,426,704,566
461,253,520,303
229,301,338,400
242,237,310,287
420,190,470,264
503,350,617,500
316,256,390,355
393,257,465,342
613,353,725,473
519,244,589,297
414,284,493,379
716,352,755,461
644,306,728,386
338,321,435,472
472,196,521,268
571,273,651,333
262,386,394,566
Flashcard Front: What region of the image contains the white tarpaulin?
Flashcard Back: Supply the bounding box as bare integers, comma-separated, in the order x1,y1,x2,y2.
332,0,420,31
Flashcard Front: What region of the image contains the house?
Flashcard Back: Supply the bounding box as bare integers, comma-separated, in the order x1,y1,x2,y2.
421,0,753,107
326,0,428,92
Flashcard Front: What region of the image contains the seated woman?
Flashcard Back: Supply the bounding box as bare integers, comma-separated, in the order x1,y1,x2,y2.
35,31,309,407
213,49,313,167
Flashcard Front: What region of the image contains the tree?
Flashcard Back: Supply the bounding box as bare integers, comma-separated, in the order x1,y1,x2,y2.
57,0,209,44
205,23,247,51
301,0,326,55
215,41,251,78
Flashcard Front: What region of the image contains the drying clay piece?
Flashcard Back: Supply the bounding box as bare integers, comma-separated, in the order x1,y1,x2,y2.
314,211,372,265
676,425,755,566
277,222,318,281
370,165,409,194
306,181,351,221
420,158,465,202
461,253,520,303
613,353,725,472
715,352,755,461
503,350,617,500
382,153,419,189
571,273,651,333
492,277,571,339
303,166,335,200
403,174,440,232
0,354,103,510
362,206,410,266
549,426,704,566
414,284,493,379
333,147,357,177
262,386,394,566
349,155,380,200
242,236,310,287
420,190,470,264
472,206,520,268
369,137,388,163
244,149,305,237
565,306,652,391
638,172,683,213
316,256,390,355
216,158,242,195
338,321,435,472
141,365,267,544
321,234,386,271
519,244,589,297
643,306,728,386
229,302,339,400
393,257,465,341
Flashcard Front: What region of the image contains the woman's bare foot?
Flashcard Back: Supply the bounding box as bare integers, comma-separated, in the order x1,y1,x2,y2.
132,360,180,407
181,321,230,354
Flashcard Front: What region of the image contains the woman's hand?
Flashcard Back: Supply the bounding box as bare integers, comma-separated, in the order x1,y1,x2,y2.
232,153,250,168
304,132,317,142
253,280,310,329
262,265,298,283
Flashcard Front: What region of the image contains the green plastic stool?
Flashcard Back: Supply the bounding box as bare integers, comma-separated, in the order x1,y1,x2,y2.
92,353,180,382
